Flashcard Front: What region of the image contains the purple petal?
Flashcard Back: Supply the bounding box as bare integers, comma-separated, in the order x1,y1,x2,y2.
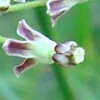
47,0,67,15
55,43,70,53
17,20,41,41
14,58,37,77
46,0,79,26
55,41,78,53
2,39,34,58
48,0,65,12
51,11,65,26
52,53,69,65
47,0,67,26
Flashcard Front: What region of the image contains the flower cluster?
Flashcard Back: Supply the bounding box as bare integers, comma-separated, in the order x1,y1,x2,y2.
2,20,85,77
53,42,85,66
0,0,88,77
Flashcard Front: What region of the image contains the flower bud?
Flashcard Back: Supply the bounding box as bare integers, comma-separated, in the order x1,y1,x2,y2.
53,41,85,66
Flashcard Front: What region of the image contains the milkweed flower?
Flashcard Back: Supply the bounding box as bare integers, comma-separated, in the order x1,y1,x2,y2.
3,19,57,77
2,19,85,77
46,0,88,26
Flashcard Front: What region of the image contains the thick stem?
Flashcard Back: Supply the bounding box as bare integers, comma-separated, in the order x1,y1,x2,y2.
52,64,75,100
34,7,75,100
7,0,47,13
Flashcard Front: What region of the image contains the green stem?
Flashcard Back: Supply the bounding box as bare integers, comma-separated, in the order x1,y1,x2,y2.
53,64,75,100
0,36,6,44
7,0,46,13
34,7,75,100
74,2,92,45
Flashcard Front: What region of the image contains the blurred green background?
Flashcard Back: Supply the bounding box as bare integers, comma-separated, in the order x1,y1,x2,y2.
0,0,100,100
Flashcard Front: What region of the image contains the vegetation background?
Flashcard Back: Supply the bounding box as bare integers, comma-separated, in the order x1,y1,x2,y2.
0,0,100,100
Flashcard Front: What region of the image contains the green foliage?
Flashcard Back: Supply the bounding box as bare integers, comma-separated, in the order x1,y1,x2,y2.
0,0,100,100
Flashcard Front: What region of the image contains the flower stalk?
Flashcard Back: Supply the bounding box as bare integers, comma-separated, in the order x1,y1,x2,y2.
7,0,47,13
34,8,75,100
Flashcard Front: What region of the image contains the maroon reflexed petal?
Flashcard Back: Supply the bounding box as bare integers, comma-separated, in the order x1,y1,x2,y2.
52,53,69,65
14,58,37,77
55,43,70,53
51,11,65,26
55,41,78,53
49,0,64,12
46,0,80,26
47,0,67,26
17,20,40,41
3,39,33,58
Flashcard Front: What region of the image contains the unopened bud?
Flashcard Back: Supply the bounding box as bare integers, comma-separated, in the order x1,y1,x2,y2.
53,41,85,66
